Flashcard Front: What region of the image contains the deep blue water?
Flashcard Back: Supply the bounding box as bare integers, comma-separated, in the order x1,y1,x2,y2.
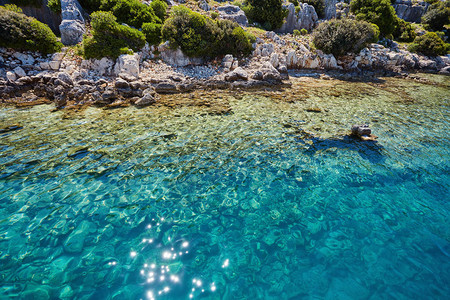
0,76,449,299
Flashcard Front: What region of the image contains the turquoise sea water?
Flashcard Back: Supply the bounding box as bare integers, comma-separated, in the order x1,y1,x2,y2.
0,75,449,299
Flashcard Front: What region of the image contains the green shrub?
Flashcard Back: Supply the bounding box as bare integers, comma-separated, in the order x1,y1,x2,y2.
408,32,450,56
301,28,308,35
350,0,397,36
100,0,160,28
142,22,162,45
82,11,145,59
393,17,416,42
0,6,62,54
302,0,325,19
293,29,301,36
47,0,61,13
242,0,288,30
3,4,23,13
162,6,254,58
290,0,299,6
421,0,450,32
312,18,379,57
211,11,219,19
149,0,168,22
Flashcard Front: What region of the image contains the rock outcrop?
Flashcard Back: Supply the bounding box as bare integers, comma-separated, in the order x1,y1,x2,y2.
217,5,248,27
324,0,337,19
276,3,318,34
59,0,86,45
114,54,140,79
394,0,429,23
158,42,204,67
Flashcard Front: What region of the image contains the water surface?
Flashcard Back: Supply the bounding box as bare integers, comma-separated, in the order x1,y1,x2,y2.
0,74,449,299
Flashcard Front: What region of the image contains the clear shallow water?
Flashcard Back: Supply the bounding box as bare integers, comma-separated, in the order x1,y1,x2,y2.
0,75,449,299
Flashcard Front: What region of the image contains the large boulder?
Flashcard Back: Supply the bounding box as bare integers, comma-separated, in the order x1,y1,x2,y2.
217,5,248,27
224,67,248,82
276,3,318,34
59,0,86,45
158,42,203,67
114,54,140,79
324,0,337,20
394,0,429,23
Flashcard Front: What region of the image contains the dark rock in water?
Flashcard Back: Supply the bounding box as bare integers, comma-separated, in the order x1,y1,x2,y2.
352,124,371,137
0,124,23,133
154,82,178,94
351,124,378,141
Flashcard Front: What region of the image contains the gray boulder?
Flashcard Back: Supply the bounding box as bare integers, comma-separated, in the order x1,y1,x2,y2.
225,67,248,82
394,0,429,23
60,0,86,45
158,42,203,67
324,0,337,19
277,3,318,34
217,5,248,27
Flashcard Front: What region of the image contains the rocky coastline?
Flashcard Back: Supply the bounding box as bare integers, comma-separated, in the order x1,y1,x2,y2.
1,30,449,110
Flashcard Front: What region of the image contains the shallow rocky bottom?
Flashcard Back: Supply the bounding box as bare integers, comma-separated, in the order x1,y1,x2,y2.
0,74,449,299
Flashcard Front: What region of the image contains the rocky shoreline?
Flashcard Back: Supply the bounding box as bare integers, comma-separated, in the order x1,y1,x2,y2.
1,31,449,110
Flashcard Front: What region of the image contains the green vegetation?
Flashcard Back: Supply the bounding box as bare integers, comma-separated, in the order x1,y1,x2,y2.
47,0,61,13
393,18,416,42
82,11,145,59
408,32,450,56
242,0,288,30
142,22,162,45
3,3,23,13
162,6,254,58
350,0,397,36
0,5,62,54
99,0,161,28
421,0,450,32
302,0,325,19
149,0,168,22
312,18,379,57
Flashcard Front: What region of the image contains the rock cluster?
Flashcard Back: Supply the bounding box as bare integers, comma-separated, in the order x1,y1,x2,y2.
277,3,318,34
217,5,248,27
60,0,86,46
394,0,430,23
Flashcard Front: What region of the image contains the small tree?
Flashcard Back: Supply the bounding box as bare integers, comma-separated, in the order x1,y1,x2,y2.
313,18,379,57
350,0,397,36
421,0,450,32
408,32,450,56
242,0,288,30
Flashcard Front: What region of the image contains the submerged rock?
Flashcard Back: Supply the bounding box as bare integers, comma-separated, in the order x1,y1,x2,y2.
351,124,378,141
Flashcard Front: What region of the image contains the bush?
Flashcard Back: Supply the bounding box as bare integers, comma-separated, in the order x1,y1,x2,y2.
408,32,449,56
82,11,145,59
142,22,162,45
211,11,219,19
161,6,254,58
293,29,301,36
350,0,397,36
99,0,160,28
312,18,379,57
302,0,325,19
301,28,308,35
393,17,416,42
242,0,288,30
3,4,22,13
149,0,168,22
0,6,62,54
47,0,61,13
421,1,450,32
